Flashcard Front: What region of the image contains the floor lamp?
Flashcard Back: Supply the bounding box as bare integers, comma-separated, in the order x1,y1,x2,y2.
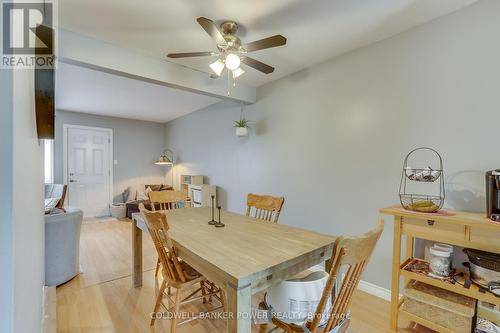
154,149,175,189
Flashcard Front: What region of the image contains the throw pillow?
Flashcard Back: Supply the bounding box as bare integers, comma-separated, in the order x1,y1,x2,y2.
145,186,152,199
145,184,162,191
160,184,173,191
44,197,60,214
123,186,136,202
136,184,149,201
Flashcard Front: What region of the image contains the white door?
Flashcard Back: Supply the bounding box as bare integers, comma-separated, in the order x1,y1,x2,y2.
66,126,112,217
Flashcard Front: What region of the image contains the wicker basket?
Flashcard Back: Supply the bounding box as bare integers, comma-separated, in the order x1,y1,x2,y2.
110,203,126,219
402,281,475,333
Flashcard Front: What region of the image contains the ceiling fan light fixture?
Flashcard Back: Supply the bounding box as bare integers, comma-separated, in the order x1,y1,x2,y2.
225,53,241,70
209,59,225,76
232,67,245,78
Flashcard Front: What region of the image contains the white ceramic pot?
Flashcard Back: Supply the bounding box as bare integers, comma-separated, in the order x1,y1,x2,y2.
235,127,248,137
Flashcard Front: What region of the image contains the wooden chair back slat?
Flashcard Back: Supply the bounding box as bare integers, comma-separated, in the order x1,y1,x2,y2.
149,190,186,211
246,193,285,223
139,203,187,283
307,220,384,332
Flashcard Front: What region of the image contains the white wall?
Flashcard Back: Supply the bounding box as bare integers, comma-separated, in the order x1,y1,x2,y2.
0,68,45,331
54,110,167,202
0,65,14,333
165,0,500,290
12,69,45,333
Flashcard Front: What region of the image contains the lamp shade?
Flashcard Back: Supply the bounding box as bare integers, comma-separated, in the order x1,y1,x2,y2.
232,67,245,78
209,59,225,76
225,53,241,70
155,149,174,165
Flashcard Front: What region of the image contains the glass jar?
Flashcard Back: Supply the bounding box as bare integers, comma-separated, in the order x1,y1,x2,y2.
429,246,452,277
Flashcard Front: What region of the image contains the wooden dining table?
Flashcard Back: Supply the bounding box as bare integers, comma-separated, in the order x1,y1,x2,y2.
131,207,336,333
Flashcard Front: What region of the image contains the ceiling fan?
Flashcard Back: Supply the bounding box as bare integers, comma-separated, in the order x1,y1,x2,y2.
167,17,287,79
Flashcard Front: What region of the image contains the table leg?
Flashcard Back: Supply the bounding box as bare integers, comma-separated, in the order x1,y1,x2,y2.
225,283,252,333
390,216,402,331
405,235,414,261
132,218,143,288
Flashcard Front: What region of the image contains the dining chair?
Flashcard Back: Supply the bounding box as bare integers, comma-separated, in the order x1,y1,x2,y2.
139,204,225,332
246,193,285,223
149,190,187,277
258,220,384,333
149,190,186,211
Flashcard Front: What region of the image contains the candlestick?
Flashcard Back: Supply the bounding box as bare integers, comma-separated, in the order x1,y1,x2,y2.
215,205,225,228
208,195,217,225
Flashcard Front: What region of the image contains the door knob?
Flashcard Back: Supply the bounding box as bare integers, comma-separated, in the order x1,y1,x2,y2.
69,179,77,183
69,173,74,176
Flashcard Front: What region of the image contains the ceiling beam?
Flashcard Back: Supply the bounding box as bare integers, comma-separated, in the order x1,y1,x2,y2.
58,29,256,104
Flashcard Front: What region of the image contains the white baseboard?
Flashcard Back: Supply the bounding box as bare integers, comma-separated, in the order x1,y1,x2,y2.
357,280,392,301
42,286,56,333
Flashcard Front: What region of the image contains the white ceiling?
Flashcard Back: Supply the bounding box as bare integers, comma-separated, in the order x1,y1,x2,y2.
59,0,477,86
55,62,221,123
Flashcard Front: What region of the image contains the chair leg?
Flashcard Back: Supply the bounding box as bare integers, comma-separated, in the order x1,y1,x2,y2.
154,258,160,277
170,287,182,333
150,280,167,326
200,281,208,304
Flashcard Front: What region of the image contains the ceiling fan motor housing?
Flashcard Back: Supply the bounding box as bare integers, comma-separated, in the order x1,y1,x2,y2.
221,21,238,35
219,21,242,51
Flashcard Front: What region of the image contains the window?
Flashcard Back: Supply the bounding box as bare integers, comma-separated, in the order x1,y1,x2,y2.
43,140,54,184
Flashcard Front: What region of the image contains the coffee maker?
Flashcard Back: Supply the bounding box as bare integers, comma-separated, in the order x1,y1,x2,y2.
486,170,500,222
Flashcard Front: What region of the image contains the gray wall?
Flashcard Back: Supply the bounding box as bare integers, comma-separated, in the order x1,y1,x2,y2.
165,0,500,290
55,110,167,202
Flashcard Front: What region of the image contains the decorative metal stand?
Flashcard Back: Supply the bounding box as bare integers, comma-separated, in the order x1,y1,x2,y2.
399,147,445,213
214,206,225,228
208,195,217,225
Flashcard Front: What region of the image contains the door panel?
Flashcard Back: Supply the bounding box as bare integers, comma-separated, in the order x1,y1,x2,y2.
67,127,111,217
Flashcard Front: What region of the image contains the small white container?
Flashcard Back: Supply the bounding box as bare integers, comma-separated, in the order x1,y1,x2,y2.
235,127,248,137
429,246,452,277
265,270,331,325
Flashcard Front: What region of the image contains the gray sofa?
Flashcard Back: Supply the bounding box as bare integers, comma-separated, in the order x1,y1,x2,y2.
45,208,83,286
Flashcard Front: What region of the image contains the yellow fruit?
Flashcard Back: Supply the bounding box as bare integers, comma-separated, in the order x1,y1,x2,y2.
409,203,439,212
408,200,439,212
409,200,434,208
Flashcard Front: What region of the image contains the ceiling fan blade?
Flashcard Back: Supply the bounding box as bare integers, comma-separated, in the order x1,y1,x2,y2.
241,56,275,74
196,17,227,47
243,35,286,52
167,51,217,58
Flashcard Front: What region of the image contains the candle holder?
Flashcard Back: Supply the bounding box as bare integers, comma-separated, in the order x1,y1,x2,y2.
215,206,225,228
208,195,217,225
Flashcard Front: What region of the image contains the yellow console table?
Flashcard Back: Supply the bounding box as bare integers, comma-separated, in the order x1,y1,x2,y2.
380,206,500,333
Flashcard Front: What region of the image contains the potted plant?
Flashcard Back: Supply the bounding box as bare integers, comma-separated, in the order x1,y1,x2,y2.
234,118,250,137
